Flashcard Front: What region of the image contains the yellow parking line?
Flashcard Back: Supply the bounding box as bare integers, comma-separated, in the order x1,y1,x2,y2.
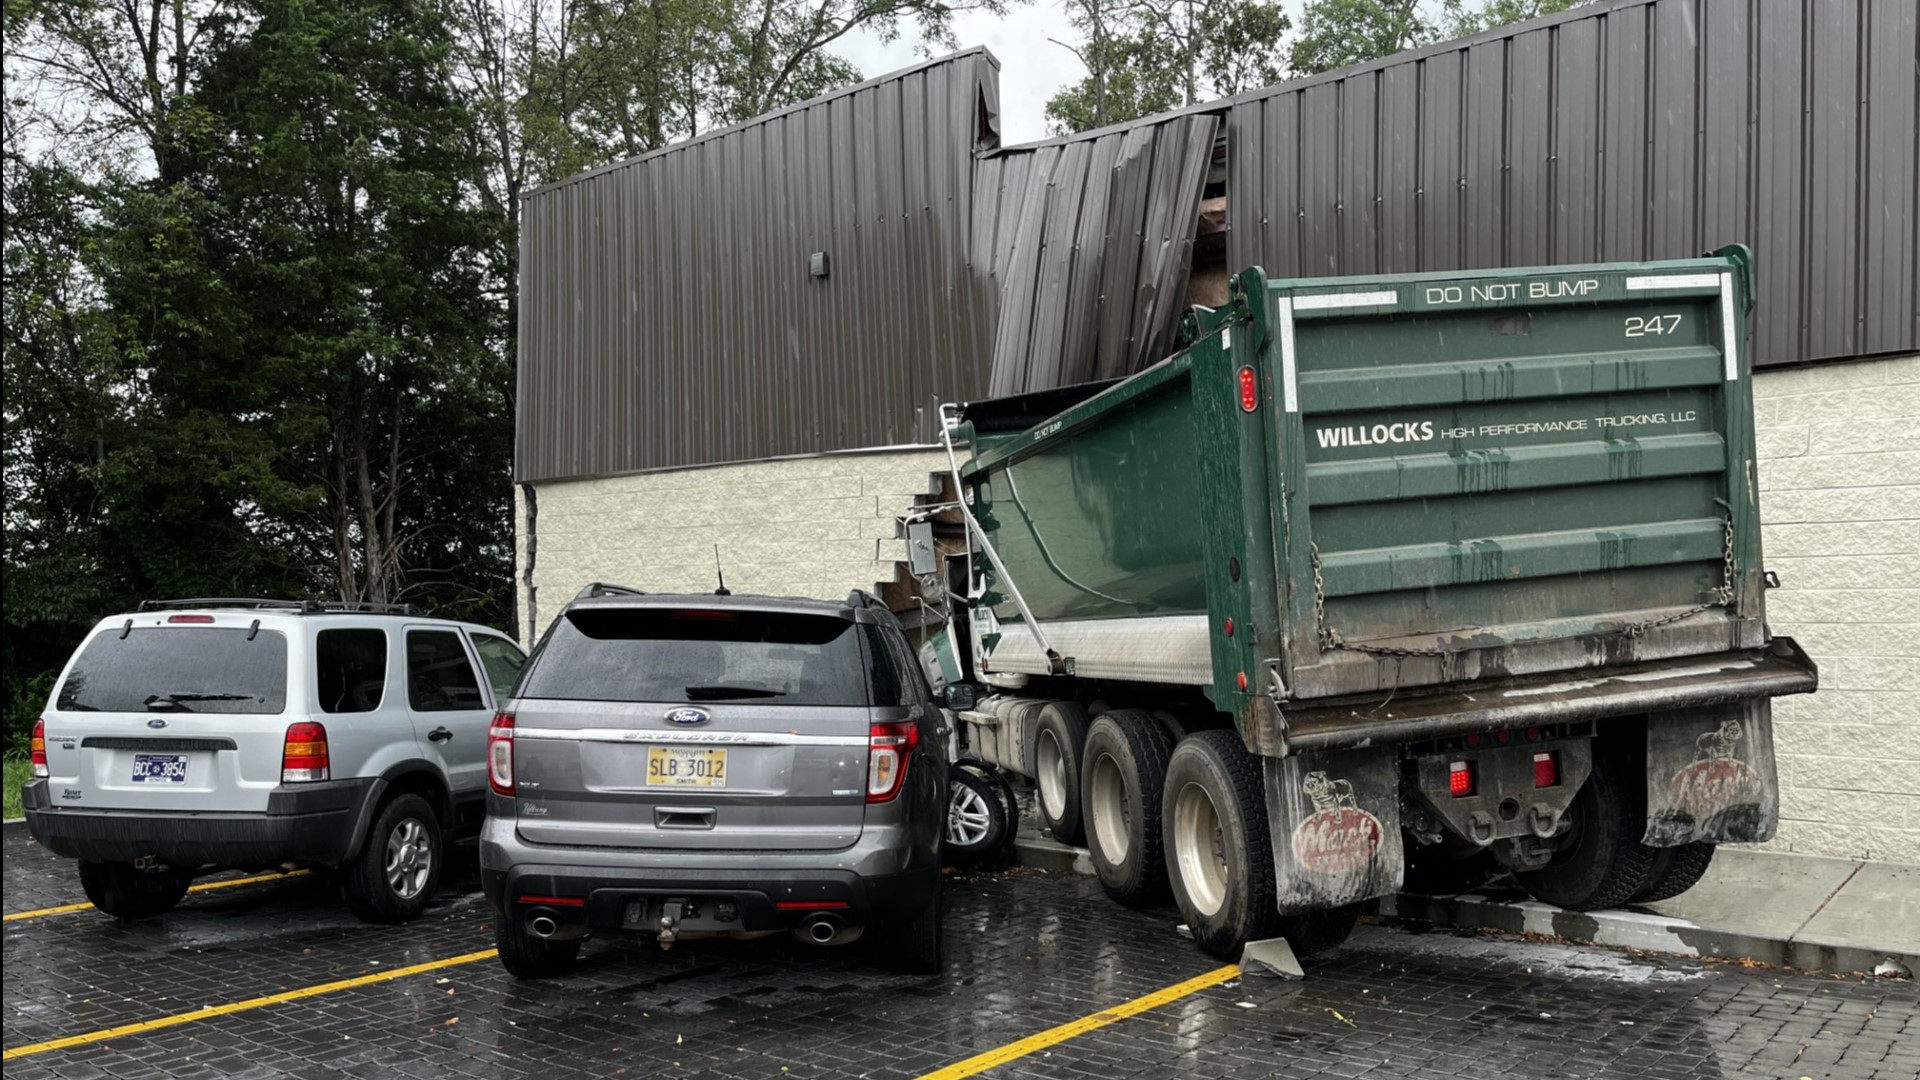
1,947,498,1060
914,963,1241,1080
3,870,309,923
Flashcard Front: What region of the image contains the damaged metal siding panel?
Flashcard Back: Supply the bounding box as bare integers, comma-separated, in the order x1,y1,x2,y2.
1220,0,1918,369
515,50,999,483
979,113,1219,395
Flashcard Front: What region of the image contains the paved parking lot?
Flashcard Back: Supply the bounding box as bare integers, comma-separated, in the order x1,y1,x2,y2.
5,823,1916,1080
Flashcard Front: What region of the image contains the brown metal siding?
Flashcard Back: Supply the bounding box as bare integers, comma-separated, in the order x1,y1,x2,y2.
975,114,1219,395
515,51,998,483
1221,0,1918,370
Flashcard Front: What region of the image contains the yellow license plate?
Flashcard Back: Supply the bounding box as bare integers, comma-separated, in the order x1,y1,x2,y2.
646,746,728,788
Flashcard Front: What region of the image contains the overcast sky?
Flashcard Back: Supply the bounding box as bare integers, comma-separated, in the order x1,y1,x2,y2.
838,6,1085,145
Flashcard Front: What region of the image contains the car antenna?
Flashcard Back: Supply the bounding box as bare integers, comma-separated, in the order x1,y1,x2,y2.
713,544,731,596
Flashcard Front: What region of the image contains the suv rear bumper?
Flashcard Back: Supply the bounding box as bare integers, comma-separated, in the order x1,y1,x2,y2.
481,860,938,935
21,777,375,869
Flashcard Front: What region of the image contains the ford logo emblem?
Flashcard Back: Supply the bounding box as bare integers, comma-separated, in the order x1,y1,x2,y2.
147,719,167,729
665,707,711,726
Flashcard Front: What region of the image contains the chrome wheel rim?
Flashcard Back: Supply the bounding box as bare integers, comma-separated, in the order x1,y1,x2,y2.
385,817,432,900
947,780,993,847
1174,782,1228,917
1037,729,1067,822
1088,752,1130,864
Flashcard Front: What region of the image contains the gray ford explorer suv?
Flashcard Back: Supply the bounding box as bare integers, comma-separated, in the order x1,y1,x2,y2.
481,585,948,977
23,599,525,923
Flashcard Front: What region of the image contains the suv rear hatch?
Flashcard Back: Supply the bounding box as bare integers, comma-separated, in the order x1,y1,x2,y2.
44,617,293,813
509,605,879,851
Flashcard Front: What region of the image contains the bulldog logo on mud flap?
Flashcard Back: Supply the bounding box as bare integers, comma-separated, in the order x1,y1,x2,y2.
1291,771,1384,874
1668,719,1762,823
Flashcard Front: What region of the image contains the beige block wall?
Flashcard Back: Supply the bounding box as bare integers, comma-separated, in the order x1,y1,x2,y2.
515,448,947,641
513,356,1919,863
1751,354,1919,864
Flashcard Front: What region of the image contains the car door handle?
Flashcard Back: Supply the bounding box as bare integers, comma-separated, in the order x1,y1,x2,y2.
427,727,453,743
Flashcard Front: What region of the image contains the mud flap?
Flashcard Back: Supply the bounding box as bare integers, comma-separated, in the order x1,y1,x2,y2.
1263,749,1403,916
1643,700,1779,846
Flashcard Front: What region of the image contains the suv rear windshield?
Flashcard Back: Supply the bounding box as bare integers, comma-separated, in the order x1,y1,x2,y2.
522,608,871,707
57,627,289,714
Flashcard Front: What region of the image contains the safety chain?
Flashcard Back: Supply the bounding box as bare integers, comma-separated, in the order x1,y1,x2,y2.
1311,516,1737,658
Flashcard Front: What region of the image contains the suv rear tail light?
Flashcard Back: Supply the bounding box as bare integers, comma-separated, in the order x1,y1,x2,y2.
866,720,919,803
282,721,329,783
30,718,48,778
1533,751,1560,788
1448,760,1476,798
488,712,515,795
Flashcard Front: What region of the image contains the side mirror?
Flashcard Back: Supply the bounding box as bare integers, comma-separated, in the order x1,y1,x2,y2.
943,683,977,710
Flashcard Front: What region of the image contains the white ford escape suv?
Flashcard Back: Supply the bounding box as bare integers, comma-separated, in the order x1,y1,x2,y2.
22,598,525,923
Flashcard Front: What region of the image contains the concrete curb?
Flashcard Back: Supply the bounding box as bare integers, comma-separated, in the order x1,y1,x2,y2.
1383,891,1920,977
1006,835,1916,977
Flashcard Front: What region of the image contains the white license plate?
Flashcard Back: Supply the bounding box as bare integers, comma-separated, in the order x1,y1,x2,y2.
646,746,727,788
131,754,188,783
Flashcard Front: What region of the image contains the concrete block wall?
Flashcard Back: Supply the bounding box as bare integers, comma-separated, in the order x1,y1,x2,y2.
514,448,947,641
1752,354,1919,864
511,356,1919,864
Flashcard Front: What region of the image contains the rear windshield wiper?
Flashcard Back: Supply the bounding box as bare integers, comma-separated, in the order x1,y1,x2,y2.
145,692,254,709
683,685,786,701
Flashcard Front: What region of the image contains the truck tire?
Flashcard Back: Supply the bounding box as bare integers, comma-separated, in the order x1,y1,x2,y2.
1515,752,1660,911
1032,702,1091,844
1631,842,1716,904
78,861,191,920
1284,902,1367,957
344,793,443,924
1081,710,1173,907
946,765,1012,867
494,912,582,979
1162,729,1280,960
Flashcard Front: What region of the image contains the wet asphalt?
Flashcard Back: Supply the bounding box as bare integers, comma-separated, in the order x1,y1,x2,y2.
4,822,1916,1080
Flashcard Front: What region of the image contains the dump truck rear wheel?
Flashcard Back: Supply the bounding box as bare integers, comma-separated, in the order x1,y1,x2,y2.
1631,842,1715,904
1032,702,1091,844
1515,751,1660,911
1163,730,1280,959
1082,710,1172,907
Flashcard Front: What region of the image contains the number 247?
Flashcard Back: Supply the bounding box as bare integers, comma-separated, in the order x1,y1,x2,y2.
1625,314,1683,337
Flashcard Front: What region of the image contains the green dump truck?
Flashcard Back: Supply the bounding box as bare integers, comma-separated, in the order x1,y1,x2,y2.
930,246,1817,959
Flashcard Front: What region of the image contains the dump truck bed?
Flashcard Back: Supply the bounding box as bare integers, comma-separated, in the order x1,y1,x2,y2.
956,248,1814,748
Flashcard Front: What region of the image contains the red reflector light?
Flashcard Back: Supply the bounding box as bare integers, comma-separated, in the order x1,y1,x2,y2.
167,614,215,624
1223,618,1234,637
1464,732,1481,749
519,895,585,907
30,718,48,778
1496,728,1512,745
1534,751,1560,788
1237,366,1259,412
1236,671,1248,691
1449,760,1476,798
775,900,850,910
1525,725,1541,742
281,721,330,783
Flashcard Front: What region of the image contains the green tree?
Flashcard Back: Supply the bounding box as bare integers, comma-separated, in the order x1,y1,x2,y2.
1045,0,1290,134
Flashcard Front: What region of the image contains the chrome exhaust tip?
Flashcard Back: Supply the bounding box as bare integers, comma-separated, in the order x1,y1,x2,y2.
807,919,837,944
528,914,558,939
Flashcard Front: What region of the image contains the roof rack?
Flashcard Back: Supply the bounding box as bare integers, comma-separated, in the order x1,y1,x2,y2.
573,582,647,601
137,598,422,616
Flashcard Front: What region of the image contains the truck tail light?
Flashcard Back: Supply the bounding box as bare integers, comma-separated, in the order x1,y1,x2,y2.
31,718,48,778
488,712,516,795
1448,760,1476,798
281,721,330,783
1237,366,1258,412
867,720,919,803
1533,751,1560,788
